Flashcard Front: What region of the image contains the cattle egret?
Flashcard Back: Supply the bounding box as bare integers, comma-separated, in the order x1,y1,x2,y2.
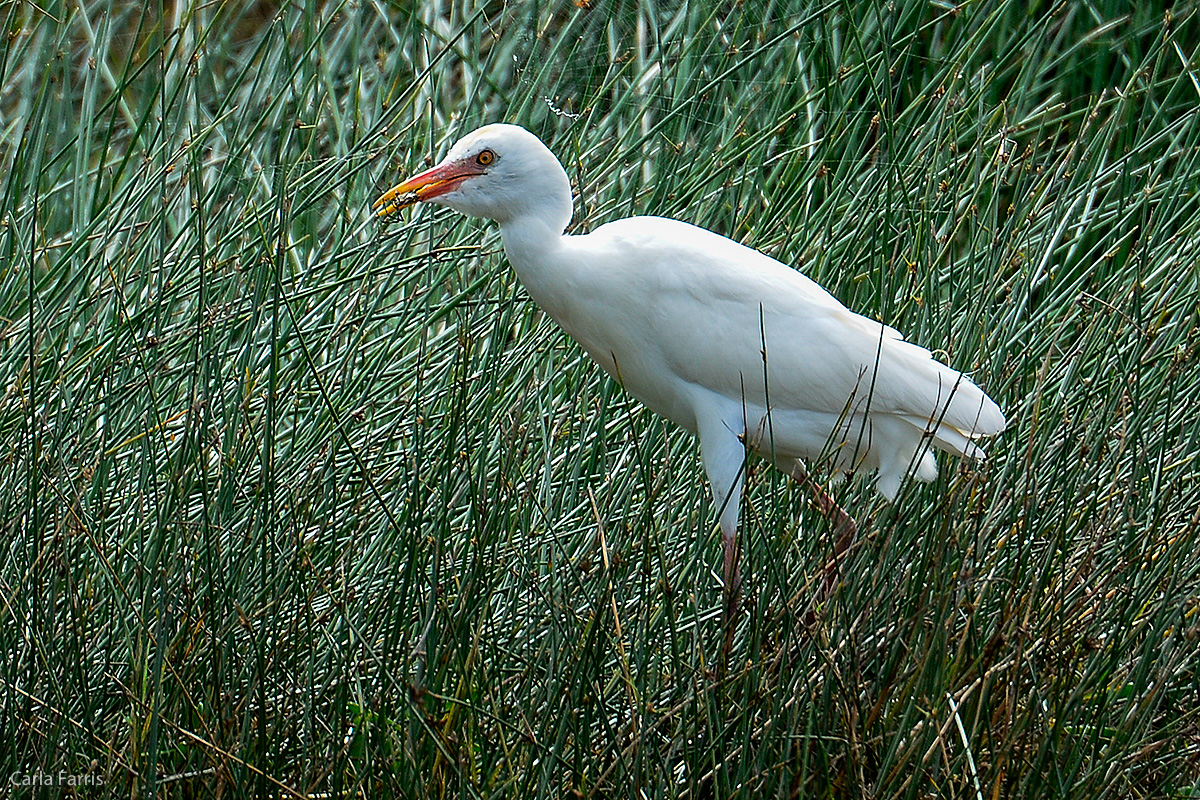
374,124,1006,634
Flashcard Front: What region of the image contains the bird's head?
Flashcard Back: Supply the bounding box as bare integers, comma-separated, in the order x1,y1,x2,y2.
373,123,572,231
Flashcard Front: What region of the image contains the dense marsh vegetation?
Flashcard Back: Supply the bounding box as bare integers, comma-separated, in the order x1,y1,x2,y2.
2,1,1198,796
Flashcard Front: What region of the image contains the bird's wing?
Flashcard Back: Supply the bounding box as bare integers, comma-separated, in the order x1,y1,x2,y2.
571,217,1005,437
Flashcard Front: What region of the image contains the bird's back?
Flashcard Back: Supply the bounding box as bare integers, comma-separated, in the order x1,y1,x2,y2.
560,216,1003,441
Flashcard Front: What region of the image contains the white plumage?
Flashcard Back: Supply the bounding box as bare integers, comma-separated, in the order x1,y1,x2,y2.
375,123,1005,603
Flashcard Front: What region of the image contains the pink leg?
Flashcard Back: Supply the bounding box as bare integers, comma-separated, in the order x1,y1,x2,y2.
722,528,741,603
778,459,859,599
720,526,740,678
807,479,858,596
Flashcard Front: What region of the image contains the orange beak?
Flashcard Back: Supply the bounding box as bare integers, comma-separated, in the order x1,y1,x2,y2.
372,159,485,219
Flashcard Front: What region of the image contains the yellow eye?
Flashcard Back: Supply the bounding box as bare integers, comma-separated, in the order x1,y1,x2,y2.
476,149,495,166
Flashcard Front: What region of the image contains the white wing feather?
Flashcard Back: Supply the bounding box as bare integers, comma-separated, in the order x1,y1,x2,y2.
557,217,1004,445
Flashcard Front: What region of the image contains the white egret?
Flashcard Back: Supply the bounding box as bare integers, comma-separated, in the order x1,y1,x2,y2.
374,124,1005,632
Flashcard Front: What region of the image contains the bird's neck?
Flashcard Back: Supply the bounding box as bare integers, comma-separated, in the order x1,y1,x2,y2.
498,215,573,316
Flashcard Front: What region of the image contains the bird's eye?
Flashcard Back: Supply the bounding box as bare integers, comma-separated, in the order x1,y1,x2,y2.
476,149,496,166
